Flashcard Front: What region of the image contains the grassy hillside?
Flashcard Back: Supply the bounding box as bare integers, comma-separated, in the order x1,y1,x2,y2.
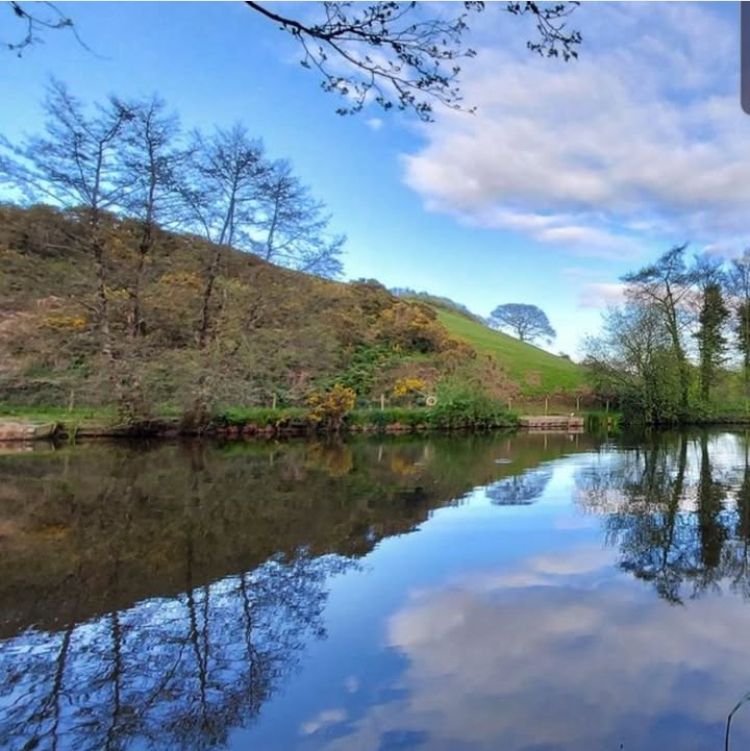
434,308,586,396
0,204,588,424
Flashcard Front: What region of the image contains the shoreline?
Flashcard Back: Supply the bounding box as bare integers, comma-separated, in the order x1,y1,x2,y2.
0,416,524,442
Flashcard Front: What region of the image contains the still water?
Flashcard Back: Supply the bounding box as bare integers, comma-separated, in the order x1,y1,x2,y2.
2,430,750,750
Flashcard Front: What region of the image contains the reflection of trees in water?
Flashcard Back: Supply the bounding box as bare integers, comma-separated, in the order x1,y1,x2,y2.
0,552,345,751
0,432,602,750
576,432,750,604
485,467,553,505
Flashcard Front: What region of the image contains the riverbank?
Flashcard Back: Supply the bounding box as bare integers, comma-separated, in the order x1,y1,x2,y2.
0,404,522,441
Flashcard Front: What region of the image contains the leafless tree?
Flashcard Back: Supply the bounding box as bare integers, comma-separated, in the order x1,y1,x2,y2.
0,79,133,358
4,1,86,56
119,96,183,338
179,125,267,348
254,159,344,278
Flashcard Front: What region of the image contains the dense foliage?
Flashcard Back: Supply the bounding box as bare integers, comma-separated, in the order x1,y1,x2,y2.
0,204,523,425
584,245,750,424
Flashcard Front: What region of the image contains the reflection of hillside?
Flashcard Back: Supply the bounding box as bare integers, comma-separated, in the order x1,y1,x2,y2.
0,433,601,637
575,431,750,603
0,433,600,751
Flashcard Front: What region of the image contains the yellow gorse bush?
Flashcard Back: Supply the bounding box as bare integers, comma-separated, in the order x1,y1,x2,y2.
307,383,356,429
41,314,88,331
392,377,426,397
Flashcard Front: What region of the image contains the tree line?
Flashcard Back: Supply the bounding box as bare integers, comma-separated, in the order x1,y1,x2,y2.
0,80,345,362
584,243,750,423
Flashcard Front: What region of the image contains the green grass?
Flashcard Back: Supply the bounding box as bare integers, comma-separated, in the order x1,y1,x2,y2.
434,308,587,396
216,406,308,426
0,402,185,428
0,403,116,423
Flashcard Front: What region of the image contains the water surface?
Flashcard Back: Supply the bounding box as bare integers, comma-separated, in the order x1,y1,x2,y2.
2,430,750,750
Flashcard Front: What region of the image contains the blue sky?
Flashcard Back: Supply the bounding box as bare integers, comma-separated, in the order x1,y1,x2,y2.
1,2,747,355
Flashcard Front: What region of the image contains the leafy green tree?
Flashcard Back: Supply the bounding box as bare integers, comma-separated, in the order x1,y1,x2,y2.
695,281,729,402
583,301,682,424
729,250,750,405
489,303,556,344
622,244,695,413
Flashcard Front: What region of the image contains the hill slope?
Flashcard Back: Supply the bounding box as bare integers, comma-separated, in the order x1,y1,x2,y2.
0,204,586,418
434,309,585,396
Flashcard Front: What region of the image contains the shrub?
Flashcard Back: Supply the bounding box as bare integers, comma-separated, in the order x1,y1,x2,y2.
392,376,427,401
428,380,515,429
376,301,445,353
333,344,395,399
308,384,357,431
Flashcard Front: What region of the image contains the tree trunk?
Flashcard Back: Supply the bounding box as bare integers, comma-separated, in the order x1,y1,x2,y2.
92,234,114,360
198,246,222,349
130,225,152,338
664,309,689,411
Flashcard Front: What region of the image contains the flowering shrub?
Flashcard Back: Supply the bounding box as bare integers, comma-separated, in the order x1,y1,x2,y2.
307,384,356,431
392,377,427,397
41,314,88,331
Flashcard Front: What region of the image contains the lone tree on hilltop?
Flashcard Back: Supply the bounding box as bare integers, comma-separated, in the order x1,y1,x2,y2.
489,303,556,344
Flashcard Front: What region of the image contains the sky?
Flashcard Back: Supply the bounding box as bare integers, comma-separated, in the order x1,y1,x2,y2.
1,1,748,356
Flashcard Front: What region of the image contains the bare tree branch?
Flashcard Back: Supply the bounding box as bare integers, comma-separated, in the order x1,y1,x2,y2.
6,2,582,121
244,1,581,120
5,1,91,56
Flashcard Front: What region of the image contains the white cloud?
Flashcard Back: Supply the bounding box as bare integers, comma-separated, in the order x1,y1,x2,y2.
322,544,750,750
365,117,384,131
578,282,627,309
401,3,750,258
300,707,348,736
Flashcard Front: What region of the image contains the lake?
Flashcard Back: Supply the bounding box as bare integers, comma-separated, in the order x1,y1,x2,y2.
2,430,750,750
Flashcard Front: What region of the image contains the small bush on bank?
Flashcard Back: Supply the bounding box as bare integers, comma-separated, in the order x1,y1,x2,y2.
308,384,357,431
426,381,516,429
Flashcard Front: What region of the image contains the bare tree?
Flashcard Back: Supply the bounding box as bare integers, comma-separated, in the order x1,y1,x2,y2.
0,79,133,358
7,2,582,121
180,125,267,348
254,159,344,278
489,303,556,344
119,96,183,338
